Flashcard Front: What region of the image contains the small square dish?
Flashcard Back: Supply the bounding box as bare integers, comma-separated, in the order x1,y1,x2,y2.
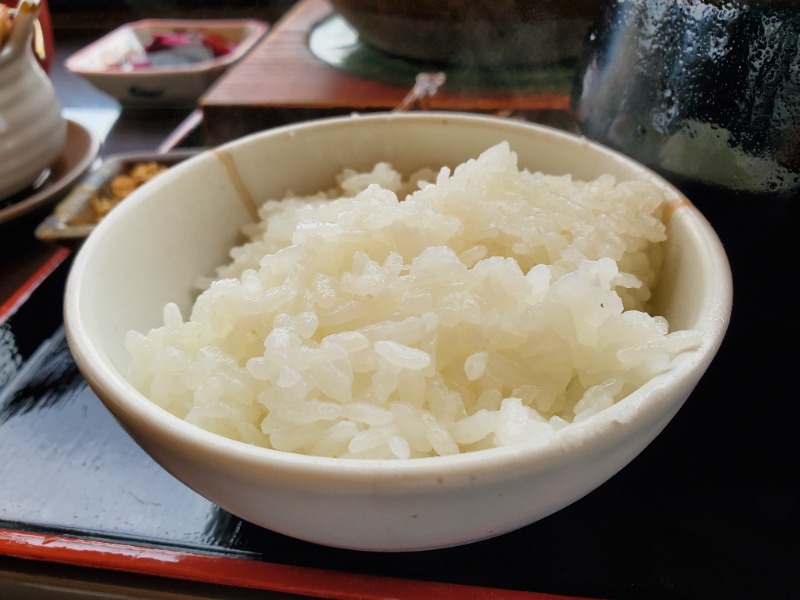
65,19,268,108
35,148,202,244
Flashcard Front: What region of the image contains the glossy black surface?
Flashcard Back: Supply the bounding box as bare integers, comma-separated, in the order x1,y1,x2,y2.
1,184,798,600
1,12,798,599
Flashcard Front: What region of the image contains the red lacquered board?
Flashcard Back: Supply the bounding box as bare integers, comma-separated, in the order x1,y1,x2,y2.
198,0,576,145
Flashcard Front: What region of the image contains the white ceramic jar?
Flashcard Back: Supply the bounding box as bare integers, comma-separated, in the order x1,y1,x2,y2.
0,1,66,201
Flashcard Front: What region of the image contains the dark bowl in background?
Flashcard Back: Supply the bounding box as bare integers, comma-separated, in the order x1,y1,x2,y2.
329,0,599,67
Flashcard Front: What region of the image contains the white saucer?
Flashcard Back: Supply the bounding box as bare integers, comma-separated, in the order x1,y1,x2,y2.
0,119,101,227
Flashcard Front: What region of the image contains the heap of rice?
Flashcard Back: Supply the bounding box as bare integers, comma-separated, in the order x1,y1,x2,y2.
125,142,700,459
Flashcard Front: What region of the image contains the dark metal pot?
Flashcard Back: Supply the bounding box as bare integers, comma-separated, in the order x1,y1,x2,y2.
571,0,800,200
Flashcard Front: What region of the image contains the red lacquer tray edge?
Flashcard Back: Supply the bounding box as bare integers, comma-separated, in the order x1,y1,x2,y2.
0,529,598,600
0,246,71,325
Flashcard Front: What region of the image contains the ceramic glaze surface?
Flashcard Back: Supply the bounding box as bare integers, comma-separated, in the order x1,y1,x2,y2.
0,2,66,201
64,19,268,108
64,113,732,551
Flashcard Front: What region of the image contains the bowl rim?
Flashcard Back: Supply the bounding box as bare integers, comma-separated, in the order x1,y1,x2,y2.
64,111,733,483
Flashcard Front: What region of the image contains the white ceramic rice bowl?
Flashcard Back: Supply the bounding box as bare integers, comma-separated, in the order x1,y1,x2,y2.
64,112,732,552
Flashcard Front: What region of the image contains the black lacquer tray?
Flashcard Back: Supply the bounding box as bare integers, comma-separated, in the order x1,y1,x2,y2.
1,187,798,598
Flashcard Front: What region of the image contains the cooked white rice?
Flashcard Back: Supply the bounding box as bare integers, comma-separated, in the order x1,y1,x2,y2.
124,142,700,459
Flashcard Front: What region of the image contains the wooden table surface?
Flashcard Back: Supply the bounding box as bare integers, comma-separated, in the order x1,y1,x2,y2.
198,0,576,145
